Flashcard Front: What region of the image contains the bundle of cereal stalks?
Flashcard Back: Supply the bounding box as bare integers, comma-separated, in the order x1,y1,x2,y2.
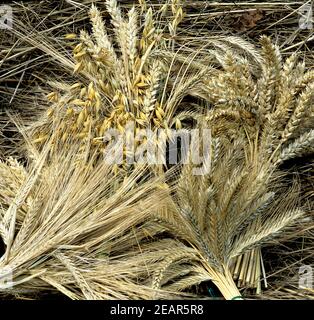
0,0,313,300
